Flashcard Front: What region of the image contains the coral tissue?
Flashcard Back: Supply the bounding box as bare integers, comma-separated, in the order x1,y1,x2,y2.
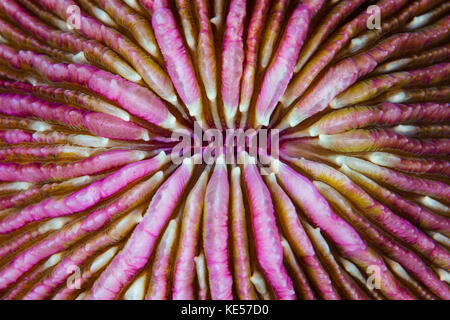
0,0,449,300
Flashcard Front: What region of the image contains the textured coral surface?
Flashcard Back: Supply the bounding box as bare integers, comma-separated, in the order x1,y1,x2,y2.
0,0,449,300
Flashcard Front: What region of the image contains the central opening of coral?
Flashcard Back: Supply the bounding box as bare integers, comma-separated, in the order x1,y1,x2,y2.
171,122,280,168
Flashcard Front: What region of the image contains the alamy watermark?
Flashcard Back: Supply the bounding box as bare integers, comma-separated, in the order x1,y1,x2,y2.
367,5,382,30
66,5,81,30
66,265,82,290
366,265,381,290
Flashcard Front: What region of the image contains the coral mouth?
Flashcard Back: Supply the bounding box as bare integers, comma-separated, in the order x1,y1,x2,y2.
0,0,449,300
